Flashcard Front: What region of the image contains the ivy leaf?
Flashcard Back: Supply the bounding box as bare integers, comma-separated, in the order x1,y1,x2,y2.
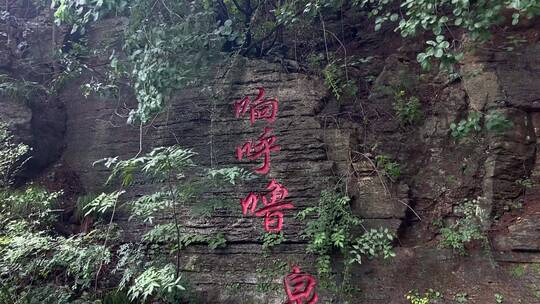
512,13,520,25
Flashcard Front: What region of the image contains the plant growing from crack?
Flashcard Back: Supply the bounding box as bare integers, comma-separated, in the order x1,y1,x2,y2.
297,187,395,295
439,197,489,255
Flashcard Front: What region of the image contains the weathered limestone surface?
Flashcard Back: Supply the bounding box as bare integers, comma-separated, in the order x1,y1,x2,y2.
0,6,66,176
463,42,540,261
57,58,336,302
0,97,32,142
50,40,540,301
52,44,420,300
4,6,540,302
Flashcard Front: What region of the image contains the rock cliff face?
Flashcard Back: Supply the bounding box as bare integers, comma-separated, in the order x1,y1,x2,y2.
59,54,338,302
3,6,540,303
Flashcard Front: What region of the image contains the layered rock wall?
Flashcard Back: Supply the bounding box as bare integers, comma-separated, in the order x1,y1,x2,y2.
3,6,540,303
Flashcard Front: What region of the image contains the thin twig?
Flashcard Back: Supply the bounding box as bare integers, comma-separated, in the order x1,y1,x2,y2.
94,193,121,292
398,199,422,221
160,0,184,20
166,165,183,279
324,29,348,80
357,151,390,195
319,12,330,62
135,120,143,158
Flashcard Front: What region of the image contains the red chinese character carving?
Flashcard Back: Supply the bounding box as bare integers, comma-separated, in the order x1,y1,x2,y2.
256,179,294,232
234,88,278,125
240,192,258,215
236,127,281,175
284,266,319,304
239,179,294,233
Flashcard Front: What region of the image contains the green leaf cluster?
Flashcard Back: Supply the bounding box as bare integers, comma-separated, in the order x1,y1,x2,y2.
93,146,247,302
52,0,128,34
394,89,423,126
261,231,286,251
439,197,488,255
83,191,124,218
358,0,540,71
406,289,442,304
450,111,513,140
349,228,396,264
297,188,395,292
375,155,401,180
322,62,357,101
50,0,540,123
450,112,482,139
128,264,184,302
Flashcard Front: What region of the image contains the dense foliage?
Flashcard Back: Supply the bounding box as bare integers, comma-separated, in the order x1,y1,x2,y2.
0,122,250,302
359,0,540,70
49,0,540,122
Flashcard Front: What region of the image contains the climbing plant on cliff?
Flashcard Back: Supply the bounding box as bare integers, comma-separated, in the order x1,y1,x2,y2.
358,0,540,70
297,187,395,295
50,0,540,123
51,0,540,125
93,146,251,302
52,0,279,123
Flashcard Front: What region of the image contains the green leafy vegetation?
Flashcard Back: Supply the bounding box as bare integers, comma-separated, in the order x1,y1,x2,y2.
0,123,30,187
533,263,540,275
261,231,286,252
83,190,124,218
510,264,526,278
515,178,534,189
93,146,247,302
4,0,539,301
406,289,442,304
51,0,232,123
322,62,357,100
450,112,482,139
358,0,540,71
450,110,513,139
485,111,514,134
0,129,247,302
208,232,228,250
128,264,184,302
52,0,128,35
375,155,401,180
0,74,45,102
439,197,488,255
349,227,396,264
453,292,469,303
297,187,395,294
0,187,110,301
49,0,540,123
297,189,361,278
394,89,423,126
0,127,80,301
255,260,288,292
